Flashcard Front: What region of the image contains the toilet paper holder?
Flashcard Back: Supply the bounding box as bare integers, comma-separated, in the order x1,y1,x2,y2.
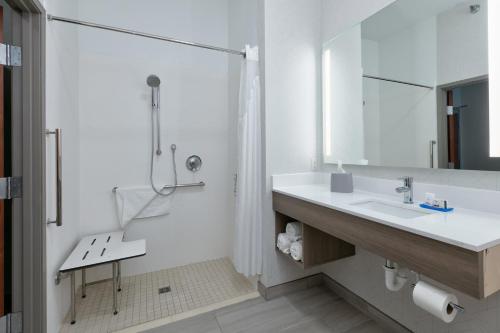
410,273,465,314
449,302,465,313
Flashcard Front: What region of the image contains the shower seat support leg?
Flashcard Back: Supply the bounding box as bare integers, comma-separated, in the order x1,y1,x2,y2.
82,269,87,298
113,262,118,315
70,271,76,324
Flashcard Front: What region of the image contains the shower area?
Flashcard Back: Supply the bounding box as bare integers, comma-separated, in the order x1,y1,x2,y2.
45,1,261,332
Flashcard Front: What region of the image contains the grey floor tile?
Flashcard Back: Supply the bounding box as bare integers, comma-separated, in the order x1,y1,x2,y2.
285,286,342,319
215,297,267,316
142,313,221,333
149,287,390,333
284,286,340,305
279,318,333,333
216,297,303,333
322,300,371,333
344,320,388,333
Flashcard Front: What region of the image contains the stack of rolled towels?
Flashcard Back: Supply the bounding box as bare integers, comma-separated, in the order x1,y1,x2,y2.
277,222,303,262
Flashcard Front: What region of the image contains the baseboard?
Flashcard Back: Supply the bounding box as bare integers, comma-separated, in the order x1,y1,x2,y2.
321,273,412,333
258,273,412,333
257,274,323,300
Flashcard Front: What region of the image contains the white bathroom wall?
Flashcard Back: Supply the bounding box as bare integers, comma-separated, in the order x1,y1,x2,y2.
261,0,323,287
437,0,489,85
45,0,80,332
76,0,233,279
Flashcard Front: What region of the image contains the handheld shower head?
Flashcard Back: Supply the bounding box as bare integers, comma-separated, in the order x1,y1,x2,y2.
147,75,161,109
147,75,161,88
147,75,162,155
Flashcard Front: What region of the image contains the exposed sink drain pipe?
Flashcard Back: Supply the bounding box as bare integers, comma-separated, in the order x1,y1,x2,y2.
383,260,408,291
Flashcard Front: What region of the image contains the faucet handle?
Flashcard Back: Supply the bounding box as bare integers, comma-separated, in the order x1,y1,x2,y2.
398,176,413,186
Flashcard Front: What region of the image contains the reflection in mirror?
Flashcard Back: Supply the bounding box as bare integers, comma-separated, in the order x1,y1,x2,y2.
322,0,497,171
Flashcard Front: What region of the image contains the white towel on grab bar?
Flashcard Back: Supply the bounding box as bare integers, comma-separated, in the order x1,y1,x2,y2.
114,186,172,228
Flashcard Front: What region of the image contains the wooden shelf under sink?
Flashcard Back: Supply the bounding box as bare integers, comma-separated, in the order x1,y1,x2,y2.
275,211,356,269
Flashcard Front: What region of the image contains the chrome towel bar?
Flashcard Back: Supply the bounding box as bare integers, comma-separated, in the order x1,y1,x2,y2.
112,181,205,193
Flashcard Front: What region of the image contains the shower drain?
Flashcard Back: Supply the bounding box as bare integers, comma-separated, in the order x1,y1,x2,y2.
159,286,171,294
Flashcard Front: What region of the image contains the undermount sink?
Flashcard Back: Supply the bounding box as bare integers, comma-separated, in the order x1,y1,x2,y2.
350,200,432,219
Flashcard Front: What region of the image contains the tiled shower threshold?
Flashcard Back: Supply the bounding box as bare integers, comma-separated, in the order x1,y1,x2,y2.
60,258,257,333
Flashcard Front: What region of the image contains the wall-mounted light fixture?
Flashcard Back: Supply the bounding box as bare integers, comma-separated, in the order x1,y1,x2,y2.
323,48,332,159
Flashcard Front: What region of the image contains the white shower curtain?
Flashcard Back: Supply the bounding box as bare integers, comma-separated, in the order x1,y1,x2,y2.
234,45,262,277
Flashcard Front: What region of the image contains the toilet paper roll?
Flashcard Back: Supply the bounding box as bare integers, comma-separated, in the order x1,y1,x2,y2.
412,281,458,323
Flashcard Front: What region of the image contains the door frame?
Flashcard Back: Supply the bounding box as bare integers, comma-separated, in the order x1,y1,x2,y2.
4,0,45,332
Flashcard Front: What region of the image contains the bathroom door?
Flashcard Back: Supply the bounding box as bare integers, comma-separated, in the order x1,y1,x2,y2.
0,1,46,331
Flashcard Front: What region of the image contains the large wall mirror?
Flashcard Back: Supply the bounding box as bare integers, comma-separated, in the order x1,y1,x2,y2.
322,0,499,171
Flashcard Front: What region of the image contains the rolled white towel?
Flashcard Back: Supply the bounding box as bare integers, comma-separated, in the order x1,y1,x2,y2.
277,233,292,254
286,222,302,239
290,240,303,262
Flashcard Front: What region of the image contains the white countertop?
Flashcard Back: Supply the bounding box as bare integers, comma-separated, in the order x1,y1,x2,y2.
273,174,500,252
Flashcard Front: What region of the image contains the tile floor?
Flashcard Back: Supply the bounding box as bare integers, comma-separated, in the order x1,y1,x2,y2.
60,258,256,333
142,286,391,333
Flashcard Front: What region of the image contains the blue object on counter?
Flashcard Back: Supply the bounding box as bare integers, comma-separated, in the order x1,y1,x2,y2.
419,203,454,212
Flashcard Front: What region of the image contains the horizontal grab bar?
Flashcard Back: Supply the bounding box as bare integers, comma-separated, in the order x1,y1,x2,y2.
112,181,205,193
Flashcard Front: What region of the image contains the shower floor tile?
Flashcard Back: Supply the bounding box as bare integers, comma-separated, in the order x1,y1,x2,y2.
59,258,256,333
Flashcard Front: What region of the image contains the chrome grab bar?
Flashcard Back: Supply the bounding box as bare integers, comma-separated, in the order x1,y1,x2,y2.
47,129,62,226
112,181,205,193
429,140,437,168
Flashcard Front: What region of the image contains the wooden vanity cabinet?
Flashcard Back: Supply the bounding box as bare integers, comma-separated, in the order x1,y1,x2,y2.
273,191,500,299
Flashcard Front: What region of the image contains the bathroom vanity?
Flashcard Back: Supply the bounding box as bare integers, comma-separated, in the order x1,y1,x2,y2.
273,173,500,300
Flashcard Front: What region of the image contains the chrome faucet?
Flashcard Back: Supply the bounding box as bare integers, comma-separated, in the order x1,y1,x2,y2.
395,177,413,204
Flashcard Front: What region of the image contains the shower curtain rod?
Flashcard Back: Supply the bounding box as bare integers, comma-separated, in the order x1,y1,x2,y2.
363,75,434,90
47,15,247,58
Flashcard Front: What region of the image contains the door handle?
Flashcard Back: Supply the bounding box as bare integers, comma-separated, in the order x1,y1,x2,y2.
429,140,437,168
46,129,62,226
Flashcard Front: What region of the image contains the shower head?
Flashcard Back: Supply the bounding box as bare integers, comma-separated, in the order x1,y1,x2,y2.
147,75,161,109
147,75,161,87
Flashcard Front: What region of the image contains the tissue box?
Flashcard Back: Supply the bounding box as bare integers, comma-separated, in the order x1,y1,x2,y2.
331,173,353,193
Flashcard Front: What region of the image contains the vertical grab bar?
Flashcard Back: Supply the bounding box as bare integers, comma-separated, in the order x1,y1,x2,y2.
47,128,62,226
429,140,437,169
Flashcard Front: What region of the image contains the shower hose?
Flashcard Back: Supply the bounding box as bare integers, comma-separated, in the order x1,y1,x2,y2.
150,108,178,196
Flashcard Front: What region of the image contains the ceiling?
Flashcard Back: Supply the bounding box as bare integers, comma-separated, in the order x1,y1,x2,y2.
361,0,477,41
